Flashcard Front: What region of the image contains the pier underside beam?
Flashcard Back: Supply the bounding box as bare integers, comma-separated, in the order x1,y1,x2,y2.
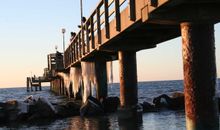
181,22,219,130
118,51,141,123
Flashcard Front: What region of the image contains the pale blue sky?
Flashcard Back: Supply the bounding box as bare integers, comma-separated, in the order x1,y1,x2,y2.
0,0,219,88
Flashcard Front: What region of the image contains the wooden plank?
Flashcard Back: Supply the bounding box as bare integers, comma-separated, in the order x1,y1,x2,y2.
96,8,101,44
129,0,136,21
104,0,110,38
115,0,121,31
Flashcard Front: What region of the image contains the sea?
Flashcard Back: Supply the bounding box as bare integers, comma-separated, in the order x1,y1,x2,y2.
0,79,220,130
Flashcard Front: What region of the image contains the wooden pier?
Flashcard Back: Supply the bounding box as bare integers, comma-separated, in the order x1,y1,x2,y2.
31,0,220,129
26,52,64,92
26,76,52,92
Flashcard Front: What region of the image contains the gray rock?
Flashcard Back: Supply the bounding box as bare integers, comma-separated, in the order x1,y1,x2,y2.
28,97,56,121
56,101,80,117
80,96,104,116
101,97,119,113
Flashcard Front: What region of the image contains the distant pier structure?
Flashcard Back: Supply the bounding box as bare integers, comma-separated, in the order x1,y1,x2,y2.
30,0,220,129
26,51,64,92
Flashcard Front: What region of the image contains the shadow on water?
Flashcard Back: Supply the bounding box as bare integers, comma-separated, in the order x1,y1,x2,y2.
0,118,56,129
66,116,111,130
142,110,185,130
51,114,144,130
0,113,146,130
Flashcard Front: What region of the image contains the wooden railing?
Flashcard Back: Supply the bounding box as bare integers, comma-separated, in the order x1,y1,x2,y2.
64,0,136,68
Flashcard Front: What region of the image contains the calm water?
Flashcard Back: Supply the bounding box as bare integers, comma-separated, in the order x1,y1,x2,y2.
0,79,219,130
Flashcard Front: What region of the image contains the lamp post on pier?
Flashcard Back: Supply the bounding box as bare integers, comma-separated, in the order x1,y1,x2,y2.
62,28,66,53
61,28,66,68
80,0,85,54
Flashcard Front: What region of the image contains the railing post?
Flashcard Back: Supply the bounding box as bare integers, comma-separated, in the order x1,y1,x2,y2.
90,17,95,49
70,47,72,64
96,8,101,45
86,22,90,53
104,0,110,38
73,43,76,62
73,44,75,63
115,0,121,31
82,27,85,55
75,42,77,61
71,45,74,63
78,33,82,58
76,39,79,60
129,0,136,21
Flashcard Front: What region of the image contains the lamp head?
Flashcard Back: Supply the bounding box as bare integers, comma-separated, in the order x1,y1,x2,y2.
62,28,66,34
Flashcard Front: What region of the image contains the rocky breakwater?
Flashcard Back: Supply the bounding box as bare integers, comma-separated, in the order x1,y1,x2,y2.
0,95,120,124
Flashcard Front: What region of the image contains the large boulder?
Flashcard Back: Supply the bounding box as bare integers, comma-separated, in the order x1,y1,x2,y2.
153,93,184,110
56,101,80,118
80,96,104,116
101,97,119,113
141,101,157,112
0,103,6,122
0,100,29,122
28,97,56,121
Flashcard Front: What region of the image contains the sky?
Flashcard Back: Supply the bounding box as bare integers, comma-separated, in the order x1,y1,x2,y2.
0,0,219,88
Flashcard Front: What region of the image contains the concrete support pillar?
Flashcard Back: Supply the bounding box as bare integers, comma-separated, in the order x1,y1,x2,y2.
50,82,52,91
59,78,62,95
95,58,108,100
119,51,137,107
118,51,141,123
61,79,65,95
51,78,62,95
39,81,42,91
181,22,219,130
